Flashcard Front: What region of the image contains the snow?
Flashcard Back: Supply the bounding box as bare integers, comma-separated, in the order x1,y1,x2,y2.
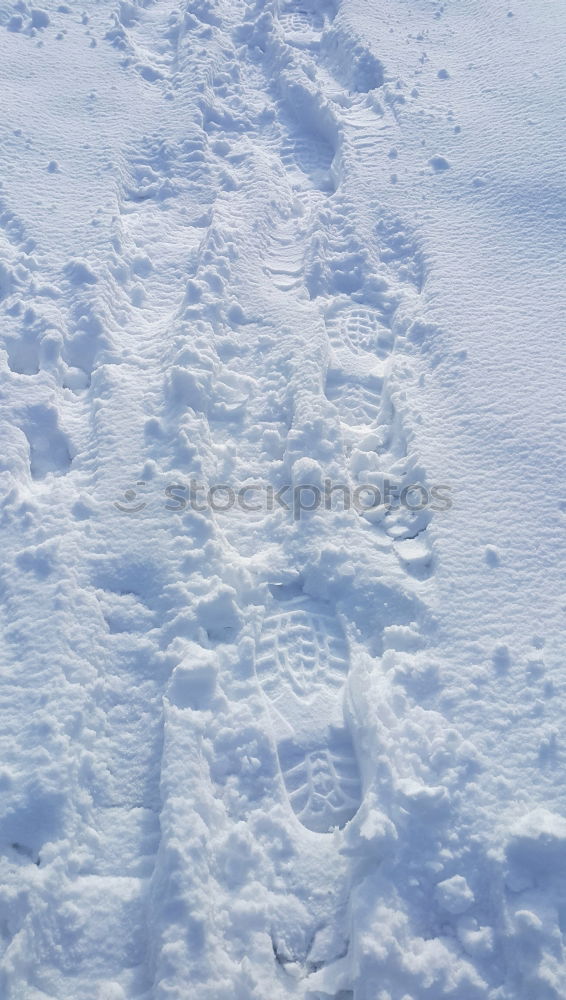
0,0,565,997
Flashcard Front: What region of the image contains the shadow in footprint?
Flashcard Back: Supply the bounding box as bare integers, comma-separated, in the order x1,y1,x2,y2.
21,405,72,479
321,26,384,94
280,122,336,192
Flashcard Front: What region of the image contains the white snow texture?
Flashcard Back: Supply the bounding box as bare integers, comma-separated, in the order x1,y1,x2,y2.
0,0,565,998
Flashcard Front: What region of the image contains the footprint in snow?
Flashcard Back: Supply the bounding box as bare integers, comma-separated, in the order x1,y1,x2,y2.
256,593,361,833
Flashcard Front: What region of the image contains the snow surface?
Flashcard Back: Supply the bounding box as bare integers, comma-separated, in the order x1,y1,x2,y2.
0,0,565,997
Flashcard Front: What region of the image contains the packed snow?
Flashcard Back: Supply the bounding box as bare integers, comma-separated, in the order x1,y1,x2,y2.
0,0,565,998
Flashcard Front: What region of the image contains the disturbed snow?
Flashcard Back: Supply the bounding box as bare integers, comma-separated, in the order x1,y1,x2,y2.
0,0,565,998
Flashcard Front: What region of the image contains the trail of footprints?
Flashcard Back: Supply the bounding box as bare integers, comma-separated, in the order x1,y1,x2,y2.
253,0,431,833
